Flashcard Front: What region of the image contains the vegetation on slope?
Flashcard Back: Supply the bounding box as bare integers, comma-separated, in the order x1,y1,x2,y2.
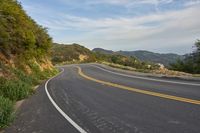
52,43,159,71
51,43,96,64
117,50,183,67
1,0,198,130
94,52,159,71
0,0,57,128
93,48,183,67
170,40,200,74
92,48,114,55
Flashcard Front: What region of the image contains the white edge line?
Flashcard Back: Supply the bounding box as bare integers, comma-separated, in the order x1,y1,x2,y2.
91,65,200,86
45,68,87,133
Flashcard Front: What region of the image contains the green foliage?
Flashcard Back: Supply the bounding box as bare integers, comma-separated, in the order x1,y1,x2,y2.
93,48,183,67
0,0,52,59
94,52,159,70
0,77,32,101
12,68,33,85
51,43,159,70
0,96,14,128
0,63,58,128
28,62,58,80
51,43,96,64
170,40,200,74
0,0,58,128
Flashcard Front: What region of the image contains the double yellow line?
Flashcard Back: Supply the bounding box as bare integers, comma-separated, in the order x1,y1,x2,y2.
76,66,200,105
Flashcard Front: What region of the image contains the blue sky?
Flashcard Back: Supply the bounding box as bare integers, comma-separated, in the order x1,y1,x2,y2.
18,0,200,54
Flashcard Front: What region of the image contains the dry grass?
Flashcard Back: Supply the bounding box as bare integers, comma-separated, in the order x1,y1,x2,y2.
100,61,199,78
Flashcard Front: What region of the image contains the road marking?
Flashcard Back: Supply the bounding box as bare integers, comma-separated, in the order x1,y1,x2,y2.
90,65,200,86
45,68,87,133
77,66,200,105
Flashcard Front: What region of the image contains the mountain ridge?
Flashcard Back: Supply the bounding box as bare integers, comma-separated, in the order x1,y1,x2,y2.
92,48,183,67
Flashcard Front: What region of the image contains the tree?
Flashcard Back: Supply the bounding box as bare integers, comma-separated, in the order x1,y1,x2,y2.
0,0,52,60
170,40,200,74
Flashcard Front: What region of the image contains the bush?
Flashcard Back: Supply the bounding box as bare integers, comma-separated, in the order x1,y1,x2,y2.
13,69,33,85
0,78,32,101
0,96,14,128
0,0,56,128
170,40,200,74
0,66,58,128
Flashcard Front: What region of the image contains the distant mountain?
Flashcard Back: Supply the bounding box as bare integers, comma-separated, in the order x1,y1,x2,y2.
92,48,114,55
52,45,159,70
92,48,183,67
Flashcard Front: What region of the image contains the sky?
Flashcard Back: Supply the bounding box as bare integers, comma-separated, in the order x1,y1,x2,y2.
18,0,200,54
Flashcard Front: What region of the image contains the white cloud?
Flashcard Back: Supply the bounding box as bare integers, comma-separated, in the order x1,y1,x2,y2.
86,0,174,5
48,5,200,54
184,0,200,6
19,0,200,54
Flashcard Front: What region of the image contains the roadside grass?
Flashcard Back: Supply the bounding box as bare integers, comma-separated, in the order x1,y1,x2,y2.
101,61,200,76
101,61,151,73
0,78,32,101
0,64,58,129
0,96,14,128
192,74,200,77
53,60,92,66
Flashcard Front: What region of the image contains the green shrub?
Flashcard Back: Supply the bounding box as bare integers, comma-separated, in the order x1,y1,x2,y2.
0,96,14,128
170,40,200,74
0,78,32,101
42,69,58,79
0,0,57,128
12,69,33,85
29,63,41,75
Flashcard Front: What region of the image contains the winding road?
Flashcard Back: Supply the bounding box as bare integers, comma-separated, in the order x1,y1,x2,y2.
5,64,200,133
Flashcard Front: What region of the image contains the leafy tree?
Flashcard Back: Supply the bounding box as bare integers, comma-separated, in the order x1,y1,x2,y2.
170,40,200,73
0,0,52,60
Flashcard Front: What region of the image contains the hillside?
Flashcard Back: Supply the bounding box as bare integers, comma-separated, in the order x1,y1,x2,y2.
170,40,200,74
0,0,57,128
94,52,159,71
92,48,114,55
93,48,183,67
0,0,54,70
51,43,96,64
117,50,183,67
51,44,159,70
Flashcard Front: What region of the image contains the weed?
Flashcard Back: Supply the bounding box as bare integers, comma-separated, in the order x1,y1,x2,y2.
0,96,14,128
0,78,32,101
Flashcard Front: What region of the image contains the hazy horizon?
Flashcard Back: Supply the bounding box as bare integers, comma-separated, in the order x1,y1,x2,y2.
18,0,200,54
55,44,185,55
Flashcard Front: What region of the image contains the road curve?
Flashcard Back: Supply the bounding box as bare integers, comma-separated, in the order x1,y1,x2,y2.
5,64,200,133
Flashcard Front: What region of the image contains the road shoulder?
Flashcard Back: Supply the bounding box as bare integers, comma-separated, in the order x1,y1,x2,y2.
4,82,78,133
92,63,200,81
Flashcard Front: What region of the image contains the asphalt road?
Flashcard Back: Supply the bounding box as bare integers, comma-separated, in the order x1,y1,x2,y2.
5,64,200,133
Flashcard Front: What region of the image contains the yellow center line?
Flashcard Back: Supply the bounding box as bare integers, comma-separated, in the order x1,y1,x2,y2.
76,66,200,105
